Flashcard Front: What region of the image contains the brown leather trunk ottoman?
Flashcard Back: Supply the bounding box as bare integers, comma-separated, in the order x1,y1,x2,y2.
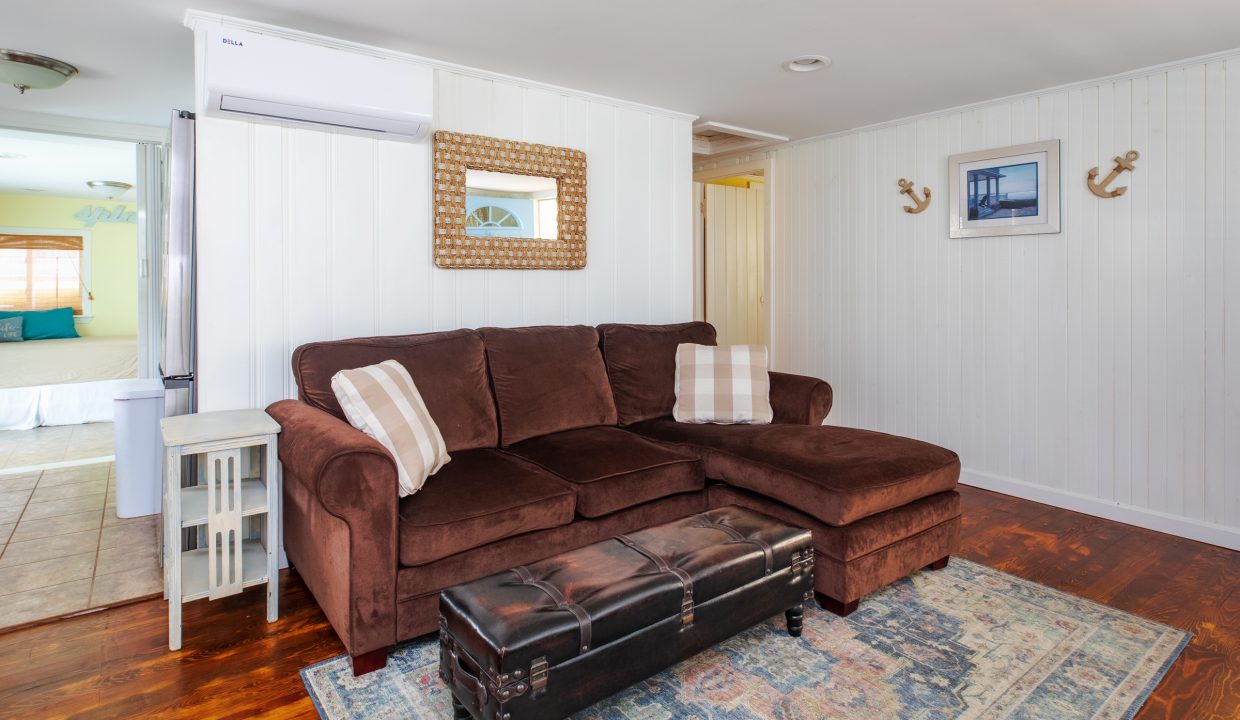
438,506,814,720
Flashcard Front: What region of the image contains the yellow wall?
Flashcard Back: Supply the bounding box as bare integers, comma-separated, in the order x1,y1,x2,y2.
706,175,765,189
0,193,138,337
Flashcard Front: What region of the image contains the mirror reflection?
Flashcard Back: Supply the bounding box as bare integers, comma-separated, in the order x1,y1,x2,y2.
465,169,558,240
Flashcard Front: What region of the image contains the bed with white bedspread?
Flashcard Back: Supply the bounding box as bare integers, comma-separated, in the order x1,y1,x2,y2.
1,336,143,430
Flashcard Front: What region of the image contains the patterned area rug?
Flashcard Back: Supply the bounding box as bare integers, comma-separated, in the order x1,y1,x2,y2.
301,558,1189,719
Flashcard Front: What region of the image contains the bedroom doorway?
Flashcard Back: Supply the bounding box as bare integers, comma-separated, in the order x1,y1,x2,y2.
693,168,768,346
0,127,148,429
0,125,164,628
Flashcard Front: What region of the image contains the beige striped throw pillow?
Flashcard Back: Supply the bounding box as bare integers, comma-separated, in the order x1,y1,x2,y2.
673,344,773,424
331,360,449,497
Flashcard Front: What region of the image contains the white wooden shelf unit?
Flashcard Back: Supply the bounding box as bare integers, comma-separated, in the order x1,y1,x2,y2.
161,409,281,650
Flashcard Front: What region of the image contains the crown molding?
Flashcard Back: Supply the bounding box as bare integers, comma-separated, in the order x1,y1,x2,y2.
782,45,1240,149
183,9,698,123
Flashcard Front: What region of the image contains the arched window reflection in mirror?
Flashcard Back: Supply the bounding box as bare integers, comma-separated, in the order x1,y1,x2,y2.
464,169,558,240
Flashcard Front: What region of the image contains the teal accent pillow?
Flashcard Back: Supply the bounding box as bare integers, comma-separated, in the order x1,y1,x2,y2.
0,316,22,342
0,307,80,340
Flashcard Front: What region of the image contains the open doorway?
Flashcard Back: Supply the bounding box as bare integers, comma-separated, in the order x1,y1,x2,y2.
0,127,146,433
694,169,767,346
0,125,164,629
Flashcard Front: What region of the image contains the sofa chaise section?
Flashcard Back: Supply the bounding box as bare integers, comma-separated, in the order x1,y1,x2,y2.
706,485,961,613
595,321,962,615
628,421,960,527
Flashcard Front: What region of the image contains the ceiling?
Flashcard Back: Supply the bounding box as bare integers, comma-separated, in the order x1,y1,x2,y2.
3,1,1239,141
467,170,557,195
0,127,136,198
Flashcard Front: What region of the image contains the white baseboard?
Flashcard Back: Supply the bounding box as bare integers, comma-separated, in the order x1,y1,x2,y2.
960,468,1240,552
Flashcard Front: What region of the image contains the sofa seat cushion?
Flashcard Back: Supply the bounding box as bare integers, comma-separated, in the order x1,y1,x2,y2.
505,426,705,518
628,420,960,527
398,449,576,567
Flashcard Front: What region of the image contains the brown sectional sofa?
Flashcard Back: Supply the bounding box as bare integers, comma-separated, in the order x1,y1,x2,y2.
268,322,961,675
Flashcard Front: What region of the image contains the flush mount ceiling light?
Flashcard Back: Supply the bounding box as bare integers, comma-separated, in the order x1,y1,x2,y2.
86,180,133,199
0,50,78,94
783,55,832,73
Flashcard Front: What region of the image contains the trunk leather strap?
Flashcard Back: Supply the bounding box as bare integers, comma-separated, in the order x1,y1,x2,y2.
614,534,696,624
691,514,775,575
511,565,594,653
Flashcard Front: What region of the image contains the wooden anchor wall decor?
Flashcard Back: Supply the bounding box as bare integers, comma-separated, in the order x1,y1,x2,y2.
897,178,931,214
1088,150,1139,198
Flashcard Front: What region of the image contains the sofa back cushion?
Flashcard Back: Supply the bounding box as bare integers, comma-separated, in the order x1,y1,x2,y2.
480,325,618,446
331,359,451,497
596,322,717,425
292,329,498,452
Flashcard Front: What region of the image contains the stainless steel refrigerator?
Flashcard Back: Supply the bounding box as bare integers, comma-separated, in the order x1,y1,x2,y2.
161,110,196,417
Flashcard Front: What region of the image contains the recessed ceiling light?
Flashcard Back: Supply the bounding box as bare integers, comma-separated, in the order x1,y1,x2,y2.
783,55,832,73
0,152,26,160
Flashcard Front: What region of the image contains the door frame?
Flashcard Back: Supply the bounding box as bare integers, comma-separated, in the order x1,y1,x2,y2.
693,155,774,355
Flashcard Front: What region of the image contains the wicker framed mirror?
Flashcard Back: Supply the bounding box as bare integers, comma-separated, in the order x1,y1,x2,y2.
433,131,587,269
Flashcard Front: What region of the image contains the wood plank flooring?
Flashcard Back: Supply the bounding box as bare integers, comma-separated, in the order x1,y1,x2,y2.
0,485,1236,719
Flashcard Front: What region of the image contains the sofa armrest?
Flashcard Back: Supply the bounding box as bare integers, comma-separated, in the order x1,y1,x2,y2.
267,399,399,661
769,371,833,425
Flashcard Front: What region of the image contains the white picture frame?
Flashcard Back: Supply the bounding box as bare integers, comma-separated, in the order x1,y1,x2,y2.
948,139,1061,238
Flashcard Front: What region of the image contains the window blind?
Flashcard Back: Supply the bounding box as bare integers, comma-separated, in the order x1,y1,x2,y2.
0,234,85,314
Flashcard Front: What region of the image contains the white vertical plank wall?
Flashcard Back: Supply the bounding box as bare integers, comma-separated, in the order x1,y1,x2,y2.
770,53,1240,549
704,183,765,345
195,62,694,413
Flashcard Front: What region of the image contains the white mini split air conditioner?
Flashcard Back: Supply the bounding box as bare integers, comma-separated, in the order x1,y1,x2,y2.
202,28,433,140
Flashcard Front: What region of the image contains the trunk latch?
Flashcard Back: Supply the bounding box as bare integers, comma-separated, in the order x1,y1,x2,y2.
530,657,549,696
680,593,696,626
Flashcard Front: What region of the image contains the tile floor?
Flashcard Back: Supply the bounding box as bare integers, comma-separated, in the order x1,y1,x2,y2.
0,423,162,629
0,422,117,470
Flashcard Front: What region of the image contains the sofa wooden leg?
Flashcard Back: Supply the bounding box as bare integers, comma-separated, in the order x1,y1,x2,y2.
452,696,471,719
785,604,804,637
815,593,859,617
925,555,950,571
351,646,391,676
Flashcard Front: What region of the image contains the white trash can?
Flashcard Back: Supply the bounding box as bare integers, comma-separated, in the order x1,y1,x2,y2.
114,379,167,518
